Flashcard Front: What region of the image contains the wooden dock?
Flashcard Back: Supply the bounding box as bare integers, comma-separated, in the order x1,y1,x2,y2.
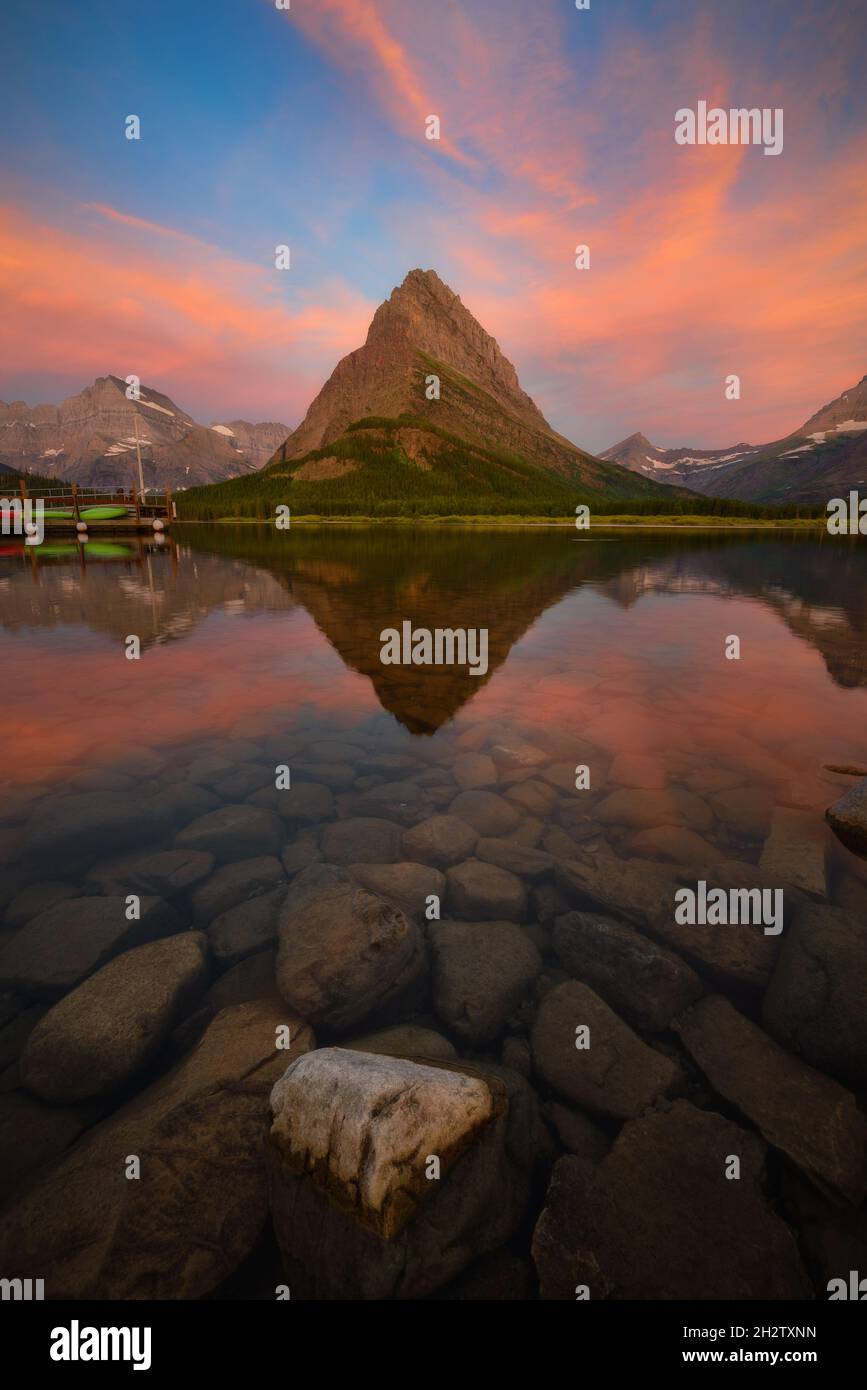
13,478,175,533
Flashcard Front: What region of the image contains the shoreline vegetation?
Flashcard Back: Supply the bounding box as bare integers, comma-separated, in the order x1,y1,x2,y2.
172,414,828,527
175,513,827,529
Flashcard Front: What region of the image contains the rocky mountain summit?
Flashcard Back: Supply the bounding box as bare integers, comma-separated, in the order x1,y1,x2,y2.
0,376,289,490
265,269,668,495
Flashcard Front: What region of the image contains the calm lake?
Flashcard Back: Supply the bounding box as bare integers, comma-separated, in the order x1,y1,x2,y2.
1,524,866,1300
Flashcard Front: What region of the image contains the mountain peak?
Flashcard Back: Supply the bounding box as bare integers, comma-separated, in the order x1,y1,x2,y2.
274,266,556,461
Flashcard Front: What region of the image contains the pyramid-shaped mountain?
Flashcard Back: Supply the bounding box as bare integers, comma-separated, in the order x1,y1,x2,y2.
259,269,677,500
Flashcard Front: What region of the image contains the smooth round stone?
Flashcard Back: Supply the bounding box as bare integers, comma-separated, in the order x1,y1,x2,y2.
401,815,478,869
192,856,286,926
20,933,210,1103
175,805,283,863
321,818,402,866
448,790,521,837
452,753,498,792
348,862,445,917
275,782,335,825
5,882,82,930
352,781,435,828
595,788,714,832
629,825,725,866
446,859,528,922
347,1024,457,1060
430,920,541,1046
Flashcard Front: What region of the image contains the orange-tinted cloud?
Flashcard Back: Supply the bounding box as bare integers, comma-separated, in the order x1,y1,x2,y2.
0,200,374,420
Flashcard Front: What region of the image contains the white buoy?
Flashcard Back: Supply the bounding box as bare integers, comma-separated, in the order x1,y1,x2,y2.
76,521,88,533
152,518,165,532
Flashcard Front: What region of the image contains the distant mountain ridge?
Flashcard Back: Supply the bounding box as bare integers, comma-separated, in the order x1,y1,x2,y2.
0,377,289,490
602,374,867,504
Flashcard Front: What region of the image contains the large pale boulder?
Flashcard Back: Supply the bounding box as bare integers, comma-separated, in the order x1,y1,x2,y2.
267,1048,538,1299
0,1001,314,1299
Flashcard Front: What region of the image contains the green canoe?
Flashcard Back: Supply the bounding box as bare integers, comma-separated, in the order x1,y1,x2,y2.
80,506,131,521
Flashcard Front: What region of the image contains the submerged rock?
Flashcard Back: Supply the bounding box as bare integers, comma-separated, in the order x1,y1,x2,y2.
532,1103,809,1299
595,787,713,832
86,849,215,899
759,807,827,896
349,862,445,917
553,912,702,1032
207,888,286,969
351,780,435,827
174,804,283,862
430,920,541,1046
321,817,402,866
763,901,867,1086
20,792,175,867
191,856,285,927
677,995,867,1204
446,859,528,922
0,1091,99,1205
453,753,498,791
267,1048,537,1299
475,837,554,881
826,778,867,856
401,814,478,869
20,933,210,1103
530,980,679,1119
449,790,521,837
0,896,184,1001
0,1000,314,1299
275,878,425,1032
4,881,82,930
347,1023,457,1060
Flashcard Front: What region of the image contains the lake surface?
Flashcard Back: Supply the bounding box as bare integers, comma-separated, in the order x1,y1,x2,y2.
3,525,867,813
1,524,866,1300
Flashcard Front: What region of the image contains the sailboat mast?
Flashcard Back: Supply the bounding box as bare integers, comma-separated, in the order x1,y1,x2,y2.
134,412,145,500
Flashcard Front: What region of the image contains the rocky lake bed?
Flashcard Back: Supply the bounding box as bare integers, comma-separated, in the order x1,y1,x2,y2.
2,527,867,1301
1,708,866,1301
